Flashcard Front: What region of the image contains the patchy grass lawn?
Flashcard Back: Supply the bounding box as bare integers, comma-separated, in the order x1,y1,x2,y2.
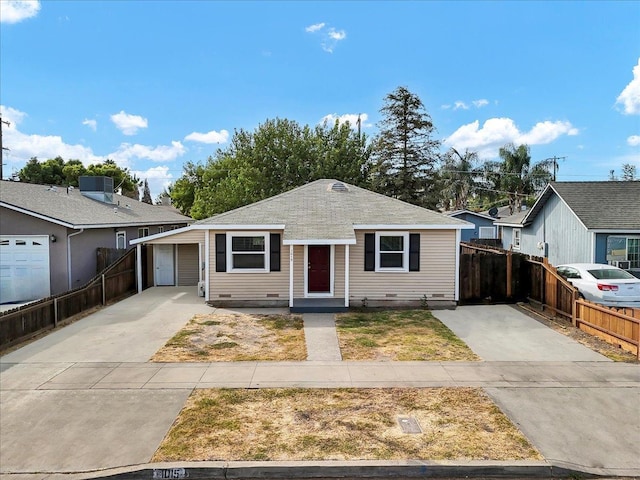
336,310,479,361
151,313,306,362
153,388,540,461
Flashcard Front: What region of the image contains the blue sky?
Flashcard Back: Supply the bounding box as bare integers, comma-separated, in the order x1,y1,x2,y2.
1,0,639,199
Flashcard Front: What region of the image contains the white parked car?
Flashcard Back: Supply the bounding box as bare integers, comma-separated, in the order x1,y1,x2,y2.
556,263,640,308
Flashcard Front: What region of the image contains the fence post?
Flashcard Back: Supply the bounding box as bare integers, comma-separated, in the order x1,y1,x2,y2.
102,274,106,306
571,290,577,327
506,251,512,298
54,298,58,328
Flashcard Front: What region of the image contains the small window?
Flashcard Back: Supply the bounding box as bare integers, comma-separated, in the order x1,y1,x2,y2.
375,232,409,272
138,228,149,238
170,225,180,230
158,226,164,234
227,233,269,272
513,229,521,250
479,226,496,239
116,231,126,249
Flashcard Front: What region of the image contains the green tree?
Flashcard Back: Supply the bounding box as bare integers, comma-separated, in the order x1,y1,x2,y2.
621,163,637,181
439,148,479,211
183,117,371,219
486,144,553,214
141,179,153,204
370,86,440,208
169,161,205,216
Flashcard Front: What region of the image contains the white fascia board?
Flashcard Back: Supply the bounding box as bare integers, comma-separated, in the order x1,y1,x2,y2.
448,210,496,221
283,238,357,245
589,229,640,234
190,224,286,230
1,203,75,228
353,224,474,230
130,225,194,245
493,221,525,227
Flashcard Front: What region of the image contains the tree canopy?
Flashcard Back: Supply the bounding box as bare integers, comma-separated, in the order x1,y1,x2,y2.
17,157,141,199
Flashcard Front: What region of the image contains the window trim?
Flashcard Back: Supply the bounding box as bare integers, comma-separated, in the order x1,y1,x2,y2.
138,227,149,238
479,226,496,239
158,226,164,234
375,231,409,272
226,232,270,273
116,231,126,250
512,228,521,250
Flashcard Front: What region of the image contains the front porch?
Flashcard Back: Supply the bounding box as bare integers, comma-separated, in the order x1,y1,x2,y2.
290,297,348,313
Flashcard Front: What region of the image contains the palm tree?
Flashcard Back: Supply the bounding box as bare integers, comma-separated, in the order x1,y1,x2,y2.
440,148,479,211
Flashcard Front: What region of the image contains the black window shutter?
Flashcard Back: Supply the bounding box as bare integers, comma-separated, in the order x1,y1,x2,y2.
364,233,375,271
270,233,281,272
215,233,226,272
409,233,420,271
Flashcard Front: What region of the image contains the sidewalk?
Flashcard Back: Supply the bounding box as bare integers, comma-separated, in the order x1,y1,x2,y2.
1,290,639,478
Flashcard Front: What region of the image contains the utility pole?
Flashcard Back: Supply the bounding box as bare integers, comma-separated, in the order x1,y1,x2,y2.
0,117,10,181
546,155,567,181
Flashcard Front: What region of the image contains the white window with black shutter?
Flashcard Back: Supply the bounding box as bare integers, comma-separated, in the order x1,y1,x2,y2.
215,232,281,273
364,232,420,273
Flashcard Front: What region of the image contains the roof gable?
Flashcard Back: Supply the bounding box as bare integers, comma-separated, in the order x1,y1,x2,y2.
0,180,191,228
524,181,640,230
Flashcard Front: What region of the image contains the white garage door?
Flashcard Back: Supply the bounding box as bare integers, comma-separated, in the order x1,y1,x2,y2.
0,236,51,304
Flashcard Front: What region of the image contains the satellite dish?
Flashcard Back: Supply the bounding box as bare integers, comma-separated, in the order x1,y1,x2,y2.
488,207,498,218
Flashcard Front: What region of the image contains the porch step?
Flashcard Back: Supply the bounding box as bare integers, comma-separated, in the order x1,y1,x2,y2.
291,298,348,314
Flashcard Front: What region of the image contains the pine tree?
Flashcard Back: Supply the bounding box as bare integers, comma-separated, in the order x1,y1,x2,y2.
141,179,153,204
370,86,440,208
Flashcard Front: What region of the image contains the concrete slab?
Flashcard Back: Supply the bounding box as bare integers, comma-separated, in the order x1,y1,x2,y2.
302,313,342,361
486,386,640,476
0,363,73,390
0,389,191,473
0,287,212,364
434,305,610,362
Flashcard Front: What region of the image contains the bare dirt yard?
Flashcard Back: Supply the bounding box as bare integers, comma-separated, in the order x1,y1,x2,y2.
153,387,541,462
151,312,306,362
336,310,480,361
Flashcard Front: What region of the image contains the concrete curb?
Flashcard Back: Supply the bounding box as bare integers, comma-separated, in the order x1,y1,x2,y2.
11,460,614,479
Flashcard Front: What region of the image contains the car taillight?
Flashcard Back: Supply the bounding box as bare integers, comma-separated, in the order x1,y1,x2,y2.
597,284,619,291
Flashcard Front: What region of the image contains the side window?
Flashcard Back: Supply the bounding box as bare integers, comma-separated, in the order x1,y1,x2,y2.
513,229,521,250
375,232,409,272
138,227,149,238
116,231,126,249
158,226,164,234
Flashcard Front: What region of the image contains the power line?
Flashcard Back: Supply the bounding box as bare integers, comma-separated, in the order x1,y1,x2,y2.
0,117,10,181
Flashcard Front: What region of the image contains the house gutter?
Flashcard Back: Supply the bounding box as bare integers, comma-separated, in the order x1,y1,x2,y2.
67,228,85,289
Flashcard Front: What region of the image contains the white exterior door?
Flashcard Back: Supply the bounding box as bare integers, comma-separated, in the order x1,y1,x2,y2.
154,244,175,286
0,235,51,304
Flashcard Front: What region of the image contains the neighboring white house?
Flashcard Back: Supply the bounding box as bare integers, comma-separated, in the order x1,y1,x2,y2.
132,179,473,312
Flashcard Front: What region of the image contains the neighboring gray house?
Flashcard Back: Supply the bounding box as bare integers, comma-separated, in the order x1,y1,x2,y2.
446,210,498,242
132,179,473,312
0,177,191,304
495,181,640,268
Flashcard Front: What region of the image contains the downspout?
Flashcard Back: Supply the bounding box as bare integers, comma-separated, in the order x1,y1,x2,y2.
454,229,461,303
67,228,85,290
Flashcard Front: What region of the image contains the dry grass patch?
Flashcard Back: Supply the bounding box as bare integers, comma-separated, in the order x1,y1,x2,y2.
151,313,305,362
153,388,541,461
336,310,479,361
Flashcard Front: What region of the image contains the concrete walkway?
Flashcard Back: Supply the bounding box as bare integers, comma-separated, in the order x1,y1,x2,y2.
303,313,342,361
1,289,639,478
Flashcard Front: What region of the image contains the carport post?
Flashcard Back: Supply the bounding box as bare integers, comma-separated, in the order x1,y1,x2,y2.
53,298,58,327
101,274,106,305
136,244,143,293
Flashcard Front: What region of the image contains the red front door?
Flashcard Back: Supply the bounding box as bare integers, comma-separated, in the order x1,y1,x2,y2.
308,246,330,293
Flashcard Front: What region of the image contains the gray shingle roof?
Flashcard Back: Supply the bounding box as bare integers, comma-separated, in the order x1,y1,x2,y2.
527,181,640,230
0,180,191,228
195,179,471,242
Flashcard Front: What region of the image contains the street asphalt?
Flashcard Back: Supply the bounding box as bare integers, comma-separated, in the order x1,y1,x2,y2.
1,287,638,479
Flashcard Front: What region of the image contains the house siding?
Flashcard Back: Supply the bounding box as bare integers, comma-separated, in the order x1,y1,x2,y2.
453,213,496,242
349,230,457,303
147,230,204,244
208,230,289,300
177,244,199,286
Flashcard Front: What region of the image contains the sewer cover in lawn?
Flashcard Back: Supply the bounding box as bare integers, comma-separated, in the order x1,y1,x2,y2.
398,416,422,434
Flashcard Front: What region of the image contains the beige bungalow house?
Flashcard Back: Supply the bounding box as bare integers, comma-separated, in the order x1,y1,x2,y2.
131,179,473,312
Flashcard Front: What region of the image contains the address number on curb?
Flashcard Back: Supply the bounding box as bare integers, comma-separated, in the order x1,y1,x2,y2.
152,468,188,479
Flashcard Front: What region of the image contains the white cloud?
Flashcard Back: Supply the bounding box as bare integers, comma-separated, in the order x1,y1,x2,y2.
453,101,469,110
0,105,27,125
131,166,174,201
473,99,489,108
184,129,229,144
110,141,186,165
82,119,97,131
320,113,371,129
110,110,148,135
305,22,325,33
616,58,640,115
628,135,640,147
0,0,40,24
305,22,346,53
445,117,579,158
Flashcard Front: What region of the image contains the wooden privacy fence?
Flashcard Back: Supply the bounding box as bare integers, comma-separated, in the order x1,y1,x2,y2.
460,242,640,359
96,247,129,273
0,248,137,351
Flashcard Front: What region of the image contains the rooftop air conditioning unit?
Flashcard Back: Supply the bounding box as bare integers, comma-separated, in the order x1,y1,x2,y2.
197,281,206,297
615,260,631,270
